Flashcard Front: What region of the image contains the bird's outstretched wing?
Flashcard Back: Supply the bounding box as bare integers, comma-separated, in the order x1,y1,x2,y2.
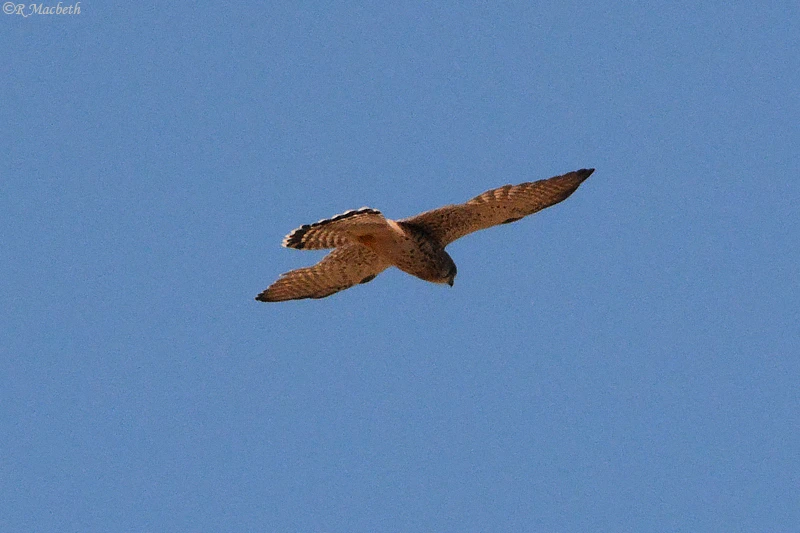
282,208,390,250
400,168,594,246
255,244,389,302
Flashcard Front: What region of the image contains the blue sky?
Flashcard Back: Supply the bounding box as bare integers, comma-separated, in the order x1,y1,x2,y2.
2,2,799,531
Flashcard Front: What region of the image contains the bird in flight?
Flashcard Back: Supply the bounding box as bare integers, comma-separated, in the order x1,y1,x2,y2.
256,168,594,302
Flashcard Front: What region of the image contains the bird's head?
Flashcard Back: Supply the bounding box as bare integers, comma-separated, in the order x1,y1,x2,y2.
441,258,457,287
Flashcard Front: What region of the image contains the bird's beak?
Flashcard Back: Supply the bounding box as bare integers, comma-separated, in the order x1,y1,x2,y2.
447,279,454,287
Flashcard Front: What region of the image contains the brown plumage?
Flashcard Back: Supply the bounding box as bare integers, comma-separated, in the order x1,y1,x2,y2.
256,168,594,302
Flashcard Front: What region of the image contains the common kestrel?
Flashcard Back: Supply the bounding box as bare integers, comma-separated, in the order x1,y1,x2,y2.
256,168,594,302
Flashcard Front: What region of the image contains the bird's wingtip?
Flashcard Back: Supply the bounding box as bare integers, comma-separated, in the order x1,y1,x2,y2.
255,292,272,302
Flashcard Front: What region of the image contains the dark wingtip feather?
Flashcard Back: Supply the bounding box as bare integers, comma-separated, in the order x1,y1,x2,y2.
255,291,273,302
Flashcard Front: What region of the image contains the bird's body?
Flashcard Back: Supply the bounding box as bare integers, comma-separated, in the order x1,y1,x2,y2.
256,168,594,302
374,219,457,284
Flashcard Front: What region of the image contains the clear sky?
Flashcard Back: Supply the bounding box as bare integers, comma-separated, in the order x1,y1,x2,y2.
2,2,799,531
